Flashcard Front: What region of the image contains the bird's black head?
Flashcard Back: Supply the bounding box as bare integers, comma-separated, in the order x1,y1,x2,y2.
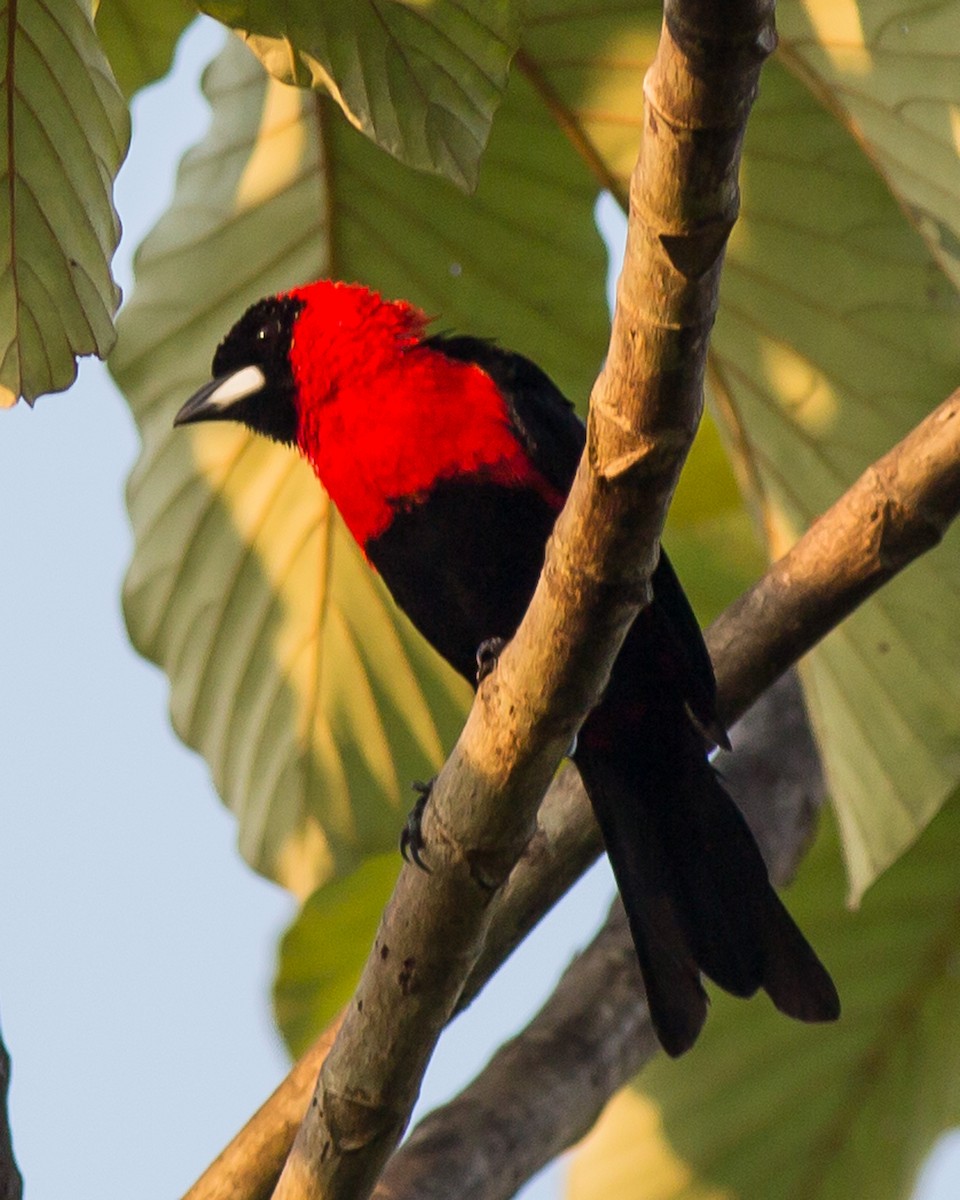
174,294,305,444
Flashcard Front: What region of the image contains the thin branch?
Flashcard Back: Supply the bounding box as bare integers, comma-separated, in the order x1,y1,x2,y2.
183,1019,343,1200
372,674,824,1200
0,1019,22,1200
710,388,960,726
271,5,774,1198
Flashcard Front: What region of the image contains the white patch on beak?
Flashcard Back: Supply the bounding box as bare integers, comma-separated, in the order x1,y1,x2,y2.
206,364,267,408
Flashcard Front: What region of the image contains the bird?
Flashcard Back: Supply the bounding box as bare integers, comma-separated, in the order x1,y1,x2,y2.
174,279,840,1055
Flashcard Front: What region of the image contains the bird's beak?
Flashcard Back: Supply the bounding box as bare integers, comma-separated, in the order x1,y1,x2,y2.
174,364,267,427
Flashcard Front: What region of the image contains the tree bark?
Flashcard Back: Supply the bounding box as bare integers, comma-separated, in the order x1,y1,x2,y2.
184,382,960,1200
372,674,823,1200
271,4,776,1198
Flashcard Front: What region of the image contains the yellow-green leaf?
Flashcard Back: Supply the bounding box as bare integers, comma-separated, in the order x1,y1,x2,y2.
114,37,609,896
522,1,960,900
274,853,399,1056
713,62,960,901
568,798,960,1200
778,0,960,290
0,0,129,405
199,0,519,190
665,410,767,627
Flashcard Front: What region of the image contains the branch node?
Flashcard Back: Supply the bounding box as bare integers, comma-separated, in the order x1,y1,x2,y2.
660,219,734,278
587,404,690,483
322,1089,404,1156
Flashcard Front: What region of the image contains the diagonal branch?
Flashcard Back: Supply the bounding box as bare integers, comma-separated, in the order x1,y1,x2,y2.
709,390,960,725
372,386,960,1200
375,902,649,1200
184,377,960,1200
270,5,775,1199
372,673,824,1200
183,769,600,1200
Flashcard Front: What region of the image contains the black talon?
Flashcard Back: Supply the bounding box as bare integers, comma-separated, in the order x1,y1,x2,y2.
476,636,507,685
400,779,433,871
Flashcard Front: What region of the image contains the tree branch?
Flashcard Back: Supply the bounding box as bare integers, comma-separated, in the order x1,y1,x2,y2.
183,1019,343,1200
183,770,601,1200
709,390,960,725
0,1020,22,1200
371,674,823,1200
271,5,773,1198
376,903,649,1200
370,388,960,1199
184,378,960,1200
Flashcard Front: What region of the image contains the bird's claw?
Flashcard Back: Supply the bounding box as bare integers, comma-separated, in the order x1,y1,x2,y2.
400,780,433,871
476,637,507,685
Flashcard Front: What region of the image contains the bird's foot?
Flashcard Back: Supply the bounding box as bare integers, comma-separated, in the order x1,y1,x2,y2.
476,637,507,685
400,780,433,871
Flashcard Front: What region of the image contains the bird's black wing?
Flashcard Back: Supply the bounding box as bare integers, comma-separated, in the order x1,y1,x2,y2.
426,334,722,738
425,336,839,1054
423,334,584,494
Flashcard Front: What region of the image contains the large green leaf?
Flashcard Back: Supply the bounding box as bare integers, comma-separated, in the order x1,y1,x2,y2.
568,795,960,1200
0,0,128,405
712,62,960,901
114,37,609,897
521,0,960,900
198,0,519,190
778,0,960,290
94,0,195,99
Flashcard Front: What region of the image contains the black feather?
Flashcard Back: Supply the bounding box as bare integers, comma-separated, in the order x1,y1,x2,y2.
385,336,840,1053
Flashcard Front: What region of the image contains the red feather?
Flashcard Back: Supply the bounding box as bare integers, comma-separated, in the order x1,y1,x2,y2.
284,282,562,546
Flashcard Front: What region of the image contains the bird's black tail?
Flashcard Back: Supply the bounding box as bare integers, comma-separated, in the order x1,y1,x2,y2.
575,713,839,1057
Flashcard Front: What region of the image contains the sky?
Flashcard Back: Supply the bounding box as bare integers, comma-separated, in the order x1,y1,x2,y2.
1,15,959,1200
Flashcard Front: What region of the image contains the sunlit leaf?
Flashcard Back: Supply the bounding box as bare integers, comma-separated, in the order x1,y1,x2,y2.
199,0,519,189
665,410,767,627
274,853,399,1056
521,0,960,899
114,37,609,896
713,63,960,901
0,0,128,405
568,797,960,1200
778,0,960,290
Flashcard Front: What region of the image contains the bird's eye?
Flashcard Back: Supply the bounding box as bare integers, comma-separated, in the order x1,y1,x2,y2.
252,320,285,363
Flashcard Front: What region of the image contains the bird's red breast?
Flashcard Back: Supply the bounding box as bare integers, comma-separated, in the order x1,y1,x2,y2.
284,281,563,547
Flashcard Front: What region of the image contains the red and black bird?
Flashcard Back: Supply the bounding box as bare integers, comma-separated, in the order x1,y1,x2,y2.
175,280,839,1055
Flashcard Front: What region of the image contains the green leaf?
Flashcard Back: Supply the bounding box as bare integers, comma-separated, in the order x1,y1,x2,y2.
712,61,960,901
567,797,960,1200
522,1,960,900
778,0,960,290
274,853,399,1056
198,0,519,190
94,0,196,99
664,410,767,627
0,0,129,405
114,37,609,896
